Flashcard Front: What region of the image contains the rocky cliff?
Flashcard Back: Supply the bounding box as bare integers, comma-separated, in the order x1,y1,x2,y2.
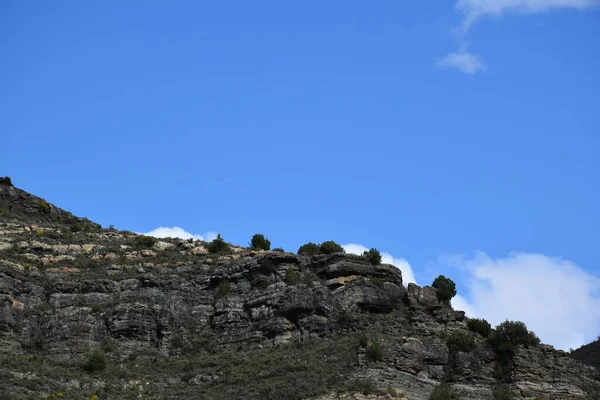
1,179,599,400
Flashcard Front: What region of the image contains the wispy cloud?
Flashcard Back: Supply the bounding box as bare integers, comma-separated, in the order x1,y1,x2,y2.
143,226,218,242
444,251,600,350
436,49,486,74
342,243,417,286
457,0,599,32
439,0,598,74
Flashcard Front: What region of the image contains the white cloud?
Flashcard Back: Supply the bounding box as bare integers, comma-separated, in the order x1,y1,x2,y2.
457,0,598,31
342,243,417,286
444,251,600,350
438,0,598,73
437,50,486,74
142,226,218,242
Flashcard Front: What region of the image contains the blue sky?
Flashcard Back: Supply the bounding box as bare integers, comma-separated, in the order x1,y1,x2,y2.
1,1,599,350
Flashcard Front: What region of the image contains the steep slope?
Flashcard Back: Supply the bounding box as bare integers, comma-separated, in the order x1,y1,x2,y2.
571,339,600,371
0,178,599,400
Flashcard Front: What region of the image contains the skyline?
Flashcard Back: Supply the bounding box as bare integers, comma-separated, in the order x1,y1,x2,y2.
2,1,599,350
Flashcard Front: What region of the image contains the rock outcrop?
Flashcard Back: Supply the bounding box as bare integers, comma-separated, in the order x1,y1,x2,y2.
0,181,599,400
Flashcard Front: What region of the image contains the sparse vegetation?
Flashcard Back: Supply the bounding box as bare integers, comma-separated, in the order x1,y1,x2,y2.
206,234,231,254
250,234,271,250
283,269,302,285
272,247,284,252
467,318,492,338
488,320,540,359
91,304,102,313
493,385,514,400
432,275,457,302
83,349,106,372
258,258,277,275
297,241,344,255
134,235,157,249
429,383,459,400
362,248,382,265
37,200,51,213
369,276,385,287
358,333,369,348
366,341,384,361
319,241,344,254
446,332,475,354
297,242,320,256
218,280,231,296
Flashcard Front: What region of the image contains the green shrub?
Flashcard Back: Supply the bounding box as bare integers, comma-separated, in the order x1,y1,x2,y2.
134,235,157,249
272,247,284,252
319,241,344,255
366,341,383,361
488,320,540,359
358,333,369,348
84,349,107,372
429,383,459,400
446,332,475,354
369,277,385,287
346,378,380,395
362,248,382,265
493,385,513,400
70,223,83,232
467,318,492,338
206,234,231,254
91,304,103,313
258,258,277,275
284,269,302,285
250,233,271,250
432,275,457,302
297,242,320,256
37,200,51,213
218,280,231,296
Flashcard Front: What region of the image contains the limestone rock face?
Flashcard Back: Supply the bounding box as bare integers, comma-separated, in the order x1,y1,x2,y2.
0,182,599,400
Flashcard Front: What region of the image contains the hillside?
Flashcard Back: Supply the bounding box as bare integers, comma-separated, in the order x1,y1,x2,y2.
1,178,599,400
571,339,600,372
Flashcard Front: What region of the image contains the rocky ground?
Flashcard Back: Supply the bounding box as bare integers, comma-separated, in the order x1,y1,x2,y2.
1,178,599,400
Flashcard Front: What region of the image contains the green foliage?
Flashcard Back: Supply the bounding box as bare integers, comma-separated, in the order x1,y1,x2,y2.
429,383,459,400
70,222,93,233
37,200,51,214
283,269,302,285
258,259,277,275
84,349,107,372
488,320,540,359
91,304,103,313
358,333,369,348
297,241,345,255
297,242,320,256
467,318,492,338
319,241,344,255
206,234,231,254
362,248,382,265
218,280,231,296
432,275,457,302
366,341,384,361
250,234,271,250
0,207,9,215
134,235,157,249
493,385,514,400
272,247,284,252
369,277,385,287
446,332,475,354
346,378,381,395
